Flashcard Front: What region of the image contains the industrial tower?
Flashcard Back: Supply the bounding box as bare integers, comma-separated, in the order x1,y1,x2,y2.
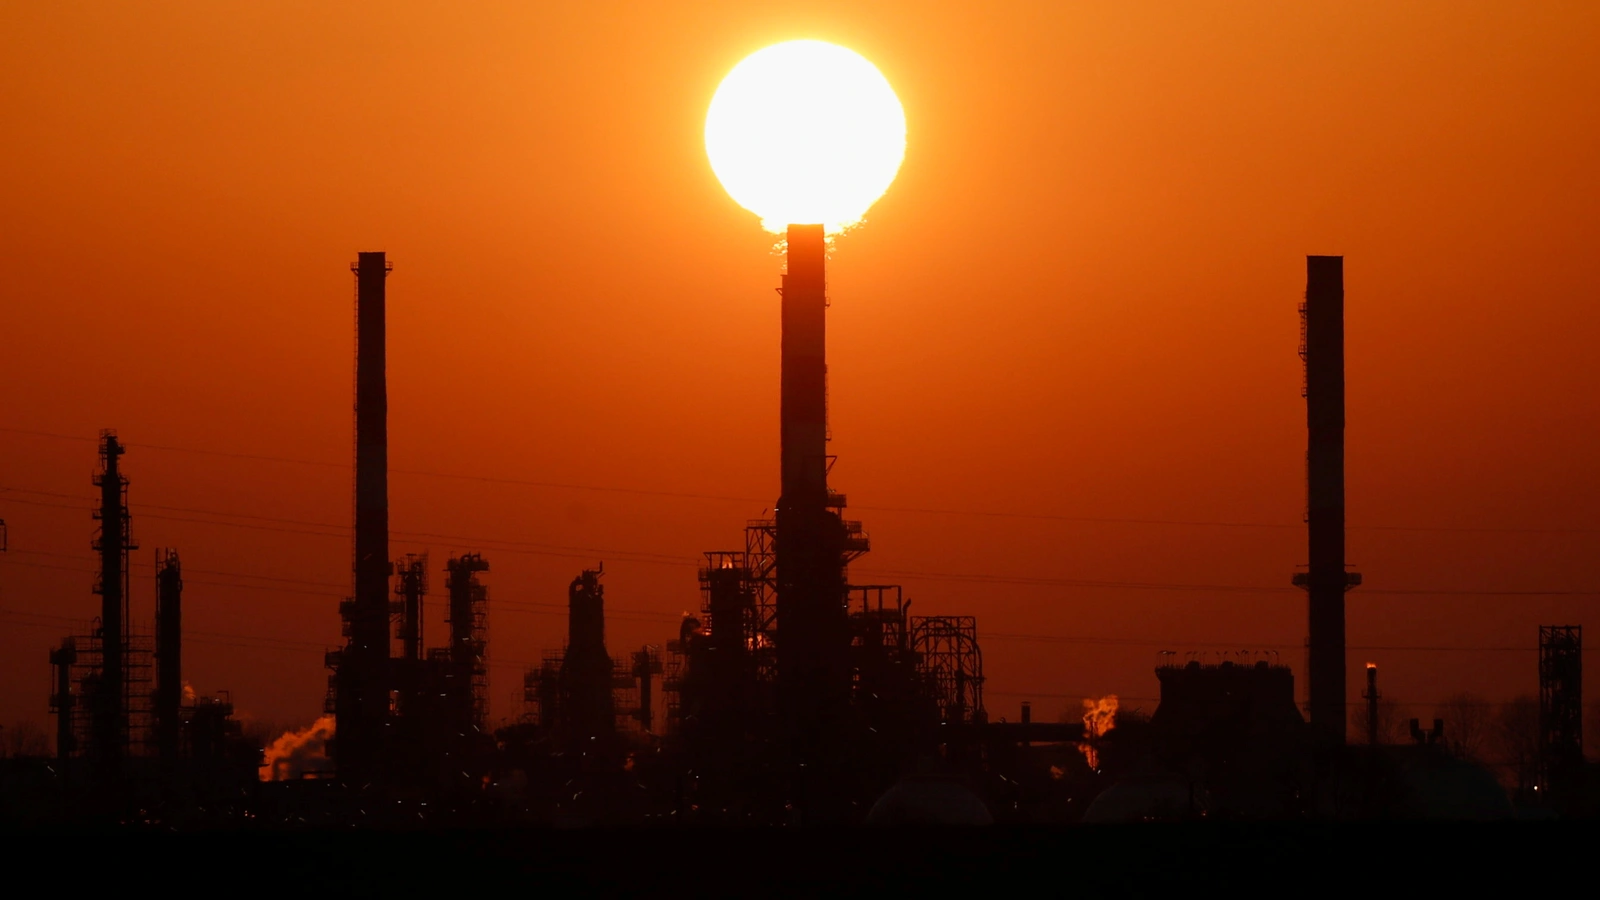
775,223,865,749
154,549,183,764
445,553,491,735
91,430,138,770
1538,625,1582,797
333,251,394,783
1294,257,1361,744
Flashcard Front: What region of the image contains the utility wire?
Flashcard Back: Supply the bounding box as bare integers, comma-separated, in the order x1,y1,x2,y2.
6,488,1594,599
4,425,1594,535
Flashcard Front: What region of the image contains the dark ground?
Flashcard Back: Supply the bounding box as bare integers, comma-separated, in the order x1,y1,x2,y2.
4,822,1589,896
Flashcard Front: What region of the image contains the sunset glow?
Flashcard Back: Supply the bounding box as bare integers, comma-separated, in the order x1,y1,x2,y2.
705,40,906,234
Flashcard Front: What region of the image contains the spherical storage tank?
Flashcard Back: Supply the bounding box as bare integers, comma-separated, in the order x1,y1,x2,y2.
866,774,994,826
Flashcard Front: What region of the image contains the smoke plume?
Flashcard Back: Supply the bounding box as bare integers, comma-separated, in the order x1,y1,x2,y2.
259,715,335,781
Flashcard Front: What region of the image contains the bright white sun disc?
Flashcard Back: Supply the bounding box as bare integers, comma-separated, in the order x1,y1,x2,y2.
705,40,906,234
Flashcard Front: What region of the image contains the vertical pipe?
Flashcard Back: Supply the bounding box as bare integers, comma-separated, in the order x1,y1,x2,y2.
780,225,829,505
775,224,849,732
569,569,606,654
51,640,76,760
1304,256,1350,744
342,251,392,779
446,557,468,731
354,252,391,656
155,550,183,763
399,559,423,663
448,558,473,650
446,554,489,733
93,432,128,769
636,647,654,733
1364,663,1379,747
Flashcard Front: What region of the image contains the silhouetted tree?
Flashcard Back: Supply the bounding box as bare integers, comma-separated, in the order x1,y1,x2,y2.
1435,693,1490,761
1347,697,1408,745
1,720,50,758
1491,695,1539,792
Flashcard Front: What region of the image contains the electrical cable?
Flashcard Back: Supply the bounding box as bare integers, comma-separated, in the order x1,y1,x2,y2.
4,425,1594,535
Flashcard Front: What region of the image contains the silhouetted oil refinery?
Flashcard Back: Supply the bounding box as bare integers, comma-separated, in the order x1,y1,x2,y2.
3,245,1589,829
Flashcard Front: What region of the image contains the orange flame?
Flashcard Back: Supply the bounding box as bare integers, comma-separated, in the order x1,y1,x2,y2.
1078,694,1119,771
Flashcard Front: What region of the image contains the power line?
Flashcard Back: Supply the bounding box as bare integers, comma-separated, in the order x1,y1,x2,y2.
4,425,1594,535
1,597,1575,658
0,489,700,569
8,488,1593,599
0,556,688,627
0,426,760,506
979,631,1594,652
858,566,1599,598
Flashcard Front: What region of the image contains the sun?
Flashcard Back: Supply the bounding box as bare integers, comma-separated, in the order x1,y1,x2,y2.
705,40,906,235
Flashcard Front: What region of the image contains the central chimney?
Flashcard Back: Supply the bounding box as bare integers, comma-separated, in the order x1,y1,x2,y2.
775,224,851,741
1297,256,1360,744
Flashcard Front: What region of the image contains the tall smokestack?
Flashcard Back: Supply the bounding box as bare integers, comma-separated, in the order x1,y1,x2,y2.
337,251,393,780
91,430,134,770
155,549,182,764
1298,256,1359,744
775,224,850,738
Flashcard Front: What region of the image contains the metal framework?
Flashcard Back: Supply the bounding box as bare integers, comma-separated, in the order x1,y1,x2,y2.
392,552,428,662
848,585,908,658
1538,625,1582,791
89,425,137,762
744,520,779,676
49,638,77,759
909,616,984,724
630,645,663,732
523,568,636,738
700,550,759,654
51,628,153,760
445,553,490,731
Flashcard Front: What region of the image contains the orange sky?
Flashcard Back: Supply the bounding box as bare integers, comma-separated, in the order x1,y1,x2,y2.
2,2,1597,735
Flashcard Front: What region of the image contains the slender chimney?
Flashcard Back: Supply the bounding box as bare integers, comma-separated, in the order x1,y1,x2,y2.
337,251,393,780
91,430,134,769
775,224,850,734
155,549,183,763
1298,256,1359,744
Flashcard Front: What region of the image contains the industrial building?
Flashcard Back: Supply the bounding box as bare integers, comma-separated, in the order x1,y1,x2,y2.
43,432,259,817
12,249,1590,828
322,253,497,796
